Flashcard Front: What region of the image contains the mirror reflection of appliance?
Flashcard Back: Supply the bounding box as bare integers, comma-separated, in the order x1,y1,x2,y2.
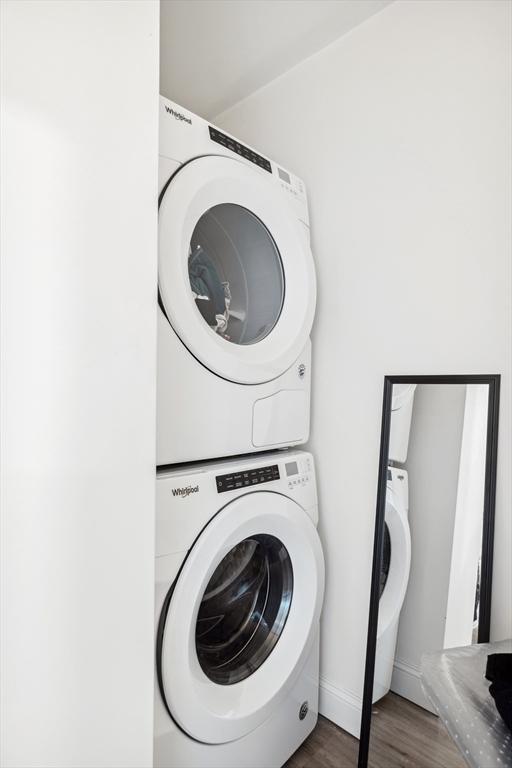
388,383,416,463
373,382,415,703
373,468,411,703
359,376,501,768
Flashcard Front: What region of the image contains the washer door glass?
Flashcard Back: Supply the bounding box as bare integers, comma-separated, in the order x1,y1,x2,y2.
189,205,284,345
379,523,391,598
196,534,293,685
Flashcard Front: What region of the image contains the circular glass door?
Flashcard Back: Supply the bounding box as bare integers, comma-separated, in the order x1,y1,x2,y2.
158,156,316,385
196,534,293,685
377,499,412,640
379,523,391,598
157,491,324,745
189,204,284,345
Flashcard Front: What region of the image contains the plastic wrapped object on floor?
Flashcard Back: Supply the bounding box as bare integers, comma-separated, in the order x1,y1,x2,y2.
421,640,512,768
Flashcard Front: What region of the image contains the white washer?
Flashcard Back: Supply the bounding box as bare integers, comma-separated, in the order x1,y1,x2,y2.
373,467,411,703
388,384,417,464
155,449,325,768
157,97,316,466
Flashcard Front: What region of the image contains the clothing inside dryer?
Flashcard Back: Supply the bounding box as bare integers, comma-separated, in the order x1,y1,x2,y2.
189,203,284,345
189,246,231,334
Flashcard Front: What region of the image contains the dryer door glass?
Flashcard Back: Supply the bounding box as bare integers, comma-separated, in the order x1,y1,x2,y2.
189,204,284,345
195,534,293,684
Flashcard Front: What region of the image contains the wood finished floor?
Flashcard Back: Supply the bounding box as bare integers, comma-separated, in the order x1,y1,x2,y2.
285,692,466,768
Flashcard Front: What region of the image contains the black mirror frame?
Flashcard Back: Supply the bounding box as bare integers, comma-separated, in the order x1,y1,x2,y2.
358,374,501,768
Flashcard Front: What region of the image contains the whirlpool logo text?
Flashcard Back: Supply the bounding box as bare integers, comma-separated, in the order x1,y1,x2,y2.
172,485,199,498
164,105,192,124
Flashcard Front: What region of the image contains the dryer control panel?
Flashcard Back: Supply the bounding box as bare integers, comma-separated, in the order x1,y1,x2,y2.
216,463,280,493
209,127,272,173
208,126,305,202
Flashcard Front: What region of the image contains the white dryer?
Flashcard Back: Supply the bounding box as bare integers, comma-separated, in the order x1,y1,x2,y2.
155,450,324,768
373,467,411,703
389,384,417,464
157,97,316,466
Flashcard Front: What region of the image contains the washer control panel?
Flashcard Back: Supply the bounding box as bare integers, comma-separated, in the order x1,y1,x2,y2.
285,454,313,490
216,463,280,494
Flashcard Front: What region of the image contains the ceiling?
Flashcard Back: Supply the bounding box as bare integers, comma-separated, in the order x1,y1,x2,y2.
160,0,392,120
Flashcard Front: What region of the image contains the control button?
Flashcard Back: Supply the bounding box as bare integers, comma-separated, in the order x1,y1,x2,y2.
215,463,280,491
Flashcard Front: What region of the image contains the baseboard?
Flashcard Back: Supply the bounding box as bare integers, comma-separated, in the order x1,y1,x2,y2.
319,676,362,738
391,658,435,714
318,662,435,741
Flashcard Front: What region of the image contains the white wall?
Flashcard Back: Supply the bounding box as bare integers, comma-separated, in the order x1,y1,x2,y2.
444,384,488,649
159,0,391,118
216,0,512,735
0,2,159,766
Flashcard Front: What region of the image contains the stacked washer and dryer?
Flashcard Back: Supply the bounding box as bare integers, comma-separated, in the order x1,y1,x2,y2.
155,96,324,768
373,384,416,702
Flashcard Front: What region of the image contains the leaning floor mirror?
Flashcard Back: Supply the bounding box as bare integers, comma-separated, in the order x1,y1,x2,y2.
358,375,501,768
